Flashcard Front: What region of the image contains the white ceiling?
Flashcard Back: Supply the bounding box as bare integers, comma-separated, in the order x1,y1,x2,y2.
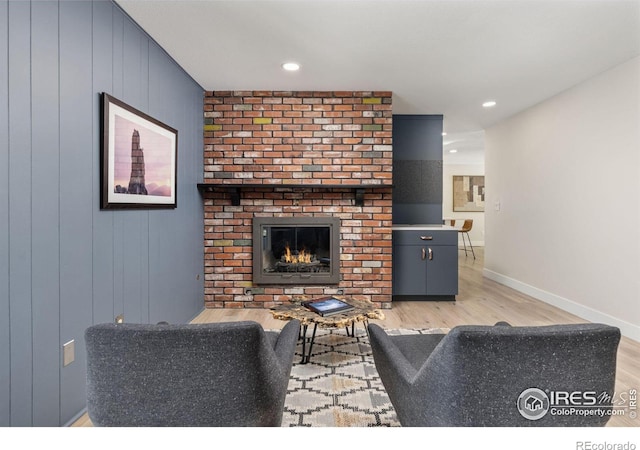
116,0,640,164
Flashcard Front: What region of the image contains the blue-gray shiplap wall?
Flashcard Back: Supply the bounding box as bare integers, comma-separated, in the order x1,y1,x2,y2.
0,0,205,426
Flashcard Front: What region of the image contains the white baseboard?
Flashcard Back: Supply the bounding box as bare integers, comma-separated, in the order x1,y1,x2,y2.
483,268,640,342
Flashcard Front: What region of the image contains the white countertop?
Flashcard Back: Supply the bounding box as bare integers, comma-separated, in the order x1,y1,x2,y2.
392,224,458,231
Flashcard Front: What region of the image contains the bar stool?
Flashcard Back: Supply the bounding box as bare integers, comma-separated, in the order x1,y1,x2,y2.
459,219,475,259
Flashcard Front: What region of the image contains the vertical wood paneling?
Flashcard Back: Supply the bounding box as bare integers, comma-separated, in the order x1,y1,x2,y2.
122,18,144,324
58,0,93,424
1,0,204,425
183,82,205,316
91,0,115,325
8,0,33,426
148,45,187,323
0,0,11,427
111,6,125,321
31,0,60,426
139,37,150,323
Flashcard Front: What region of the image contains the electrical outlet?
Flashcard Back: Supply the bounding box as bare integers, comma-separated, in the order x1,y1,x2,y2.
63,340,75,367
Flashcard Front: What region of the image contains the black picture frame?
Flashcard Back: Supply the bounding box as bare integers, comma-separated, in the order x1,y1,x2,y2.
100,92,178,209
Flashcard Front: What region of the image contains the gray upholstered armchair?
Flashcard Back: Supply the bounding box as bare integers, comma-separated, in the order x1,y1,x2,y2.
368,322,621,426
85,319,300,426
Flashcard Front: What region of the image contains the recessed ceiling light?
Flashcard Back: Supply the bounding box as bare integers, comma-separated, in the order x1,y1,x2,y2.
482,100,497,108
441,132,447,136
449,149,458,153
282,62,300,71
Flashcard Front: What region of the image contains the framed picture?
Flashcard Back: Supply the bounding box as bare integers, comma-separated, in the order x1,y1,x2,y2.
101,92,177,209
453,175,485,212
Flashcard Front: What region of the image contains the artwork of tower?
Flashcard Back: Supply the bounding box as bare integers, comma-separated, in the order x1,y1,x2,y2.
127,129,147,195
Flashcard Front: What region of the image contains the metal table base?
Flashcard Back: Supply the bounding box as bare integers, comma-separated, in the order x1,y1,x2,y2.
298,320,370,364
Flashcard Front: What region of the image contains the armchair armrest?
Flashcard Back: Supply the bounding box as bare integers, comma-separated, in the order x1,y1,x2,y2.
272,319,300,368
368,323,419,385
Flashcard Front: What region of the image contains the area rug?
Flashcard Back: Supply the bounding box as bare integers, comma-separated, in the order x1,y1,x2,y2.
281,327,449,427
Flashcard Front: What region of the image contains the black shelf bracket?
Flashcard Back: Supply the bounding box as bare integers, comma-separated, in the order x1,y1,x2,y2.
354,188,365,207
229,187,241,206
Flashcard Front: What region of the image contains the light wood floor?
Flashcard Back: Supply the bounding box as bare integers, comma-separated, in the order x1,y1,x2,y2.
74,247,640,427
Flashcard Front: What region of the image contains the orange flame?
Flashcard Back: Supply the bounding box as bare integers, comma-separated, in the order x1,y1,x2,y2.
284,245,311,264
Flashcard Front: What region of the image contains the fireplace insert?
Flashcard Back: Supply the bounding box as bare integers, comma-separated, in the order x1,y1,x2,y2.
252,217,341,285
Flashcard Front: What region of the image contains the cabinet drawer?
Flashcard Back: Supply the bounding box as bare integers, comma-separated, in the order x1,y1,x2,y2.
392,229,457,246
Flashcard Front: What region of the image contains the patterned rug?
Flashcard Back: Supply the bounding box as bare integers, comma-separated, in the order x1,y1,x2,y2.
281,326,449,427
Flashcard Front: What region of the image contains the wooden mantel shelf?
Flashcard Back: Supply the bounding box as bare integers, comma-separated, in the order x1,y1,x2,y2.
196,183,393,207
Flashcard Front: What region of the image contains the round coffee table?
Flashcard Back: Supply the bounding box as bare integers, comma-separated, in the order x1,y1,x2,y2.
270,295,385,364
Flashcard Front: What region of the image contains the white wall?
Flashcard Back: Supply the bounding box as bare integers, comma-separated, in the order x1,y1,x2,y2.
484,56,640,340
443,163,485,246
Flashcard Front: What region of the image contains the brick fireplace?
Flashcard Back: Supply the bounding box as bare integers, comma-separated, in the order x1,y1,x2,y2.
201,91,393,309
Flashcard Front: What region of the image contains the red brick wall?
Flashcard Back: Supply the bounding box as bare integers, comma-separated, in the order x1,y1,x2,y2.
202,91,393,309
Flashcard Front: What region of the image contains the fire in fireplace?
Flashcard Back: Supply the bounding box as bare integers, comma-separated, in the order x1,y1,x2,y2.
252,217,341,285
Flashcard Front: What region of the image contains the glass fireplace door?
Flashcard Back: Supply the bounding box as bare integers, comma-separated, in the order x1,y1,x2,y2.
253,217,340,285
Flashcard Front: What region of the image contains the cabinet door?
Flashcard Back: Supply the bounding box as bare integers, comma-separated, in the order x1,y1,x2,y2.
426,245,459,295
392,245,427,295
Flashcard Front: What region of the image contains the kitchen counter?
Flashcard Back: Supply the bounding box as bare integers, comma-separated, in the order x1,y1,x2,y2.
392,224,457,231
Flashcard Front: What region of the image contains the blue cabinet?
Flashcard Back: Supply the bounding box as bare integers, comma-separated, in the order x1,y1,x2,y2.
392,115,443,225
392,228,458,301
